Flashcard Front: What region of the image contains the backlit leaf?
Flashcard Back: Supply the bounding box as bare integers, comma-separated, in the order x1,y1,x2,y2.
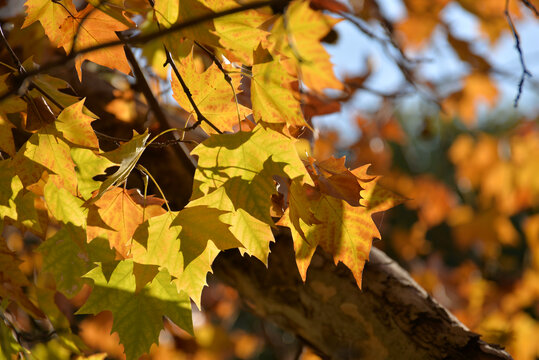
78,260,193,360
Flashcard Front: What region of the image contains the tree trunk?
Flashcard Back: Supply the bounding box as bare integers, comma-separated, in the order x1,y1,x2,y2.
211,233,513,360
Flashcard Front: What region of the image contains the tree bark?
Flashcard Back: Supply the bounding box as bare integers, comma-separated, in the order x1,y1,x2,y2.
211,233,513,360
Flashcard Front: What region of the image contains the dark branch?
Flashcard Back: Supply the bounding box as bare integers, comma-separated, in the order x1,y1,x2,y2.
505,0,532,107
164,47,223,134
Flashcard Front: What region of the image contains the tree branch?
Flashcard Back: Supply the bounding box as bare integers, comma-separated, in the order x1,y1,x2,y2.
211,232,513,360
0,0,285,102
505,0,532,107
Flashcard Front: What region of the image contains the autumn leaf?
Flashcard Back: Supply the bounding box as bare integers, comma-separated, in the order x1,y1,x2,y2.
0,233,44,318
55,100,99,149
269,0,342,92
70,148,115,200
13,124,78,194
188,186,275,264
87,187,151,257
77,260,193,360
171,49,251,133
92,130,150,202
59,4,133,80
251,46,305,127
0,113,15,156
192,124,313,198
22,0,76,50
280,165,403,286
38,223,91,296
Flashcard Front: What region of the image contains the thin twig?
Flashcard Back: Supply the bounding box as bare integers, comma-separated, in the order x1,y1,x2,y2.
505,0,532,107
520,0,539,16
0,0,284,102
164,47,223,134
194,41,242,128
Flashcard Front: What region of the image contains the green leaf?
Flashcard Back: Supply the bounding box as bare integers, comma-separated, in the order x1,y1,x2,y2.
38,223,90,296
192,125,312,197
251,47,305,126
172,205,242,265
189,186,274,264
92,130,150,202
131,212,184,280
71,148,114,200
174,241,219,309
78,260,193,360
55,100,99,149
0,317,23,359
44,180,86,227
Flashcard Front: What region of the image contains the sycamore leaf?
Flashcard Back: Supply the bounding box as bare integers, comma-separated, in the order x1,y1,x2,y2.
55,100,99,149
192,124,312,197
0,113,15,156
171,50,251,134
188,186,274,264
71,148,115,200
13,125,78,194
43,180,86,227
31,73,82,112
172,205,242,265
198,0,272,64
0,235,44,318
251,46,305,126
0,161,46,234
174,241,219,309
311,156,363,206
0,74,27,114
87,187,149,257
279,165,403,287
38,223,91,296
92,130,150,202
131,212,184,281
22,0,76,50
77,260,193,360
59,4,133,80
270,0,342,92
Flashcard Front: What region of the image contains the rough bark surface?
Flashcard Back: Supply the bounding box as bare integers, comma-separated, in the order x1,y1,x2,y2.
212,233,513,360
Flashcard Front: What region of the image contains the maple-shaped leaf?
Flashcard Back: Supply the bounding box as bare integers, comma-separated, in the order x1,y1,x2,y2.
0,113,16,156
172,205,242,265
188,186,274,264
38,223,91,296
71,148,115,200
92,130,150,202
171,50,251,133
310,156,363,206
31,73,83,112
131,212,184,281
59,4,133,80
0,234,44,318
87,187,151,257
22,0,76,50
279,165,403,287
44,180,86,227
55,100,99,149
13,124,78,194
251,46,305,126
77,260,193,360
198,0,272,64
0,161,46,234
174,240,219,309
0,74,27,114
269,0,342,93
192,124,312,198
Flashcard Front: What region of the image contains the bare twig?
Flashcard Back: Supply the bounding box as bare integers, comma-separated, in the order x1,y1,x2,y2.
520,0,539,16
505,0,532,107
164,48,223,134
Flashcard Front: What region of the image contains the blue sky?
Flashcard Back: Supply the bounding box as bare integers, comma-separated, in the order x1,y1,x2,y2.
316,0,539,144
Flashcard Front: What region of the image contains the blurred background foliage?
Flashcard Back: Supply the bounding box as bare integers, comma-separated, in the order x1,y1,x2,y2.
1,0,538,358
